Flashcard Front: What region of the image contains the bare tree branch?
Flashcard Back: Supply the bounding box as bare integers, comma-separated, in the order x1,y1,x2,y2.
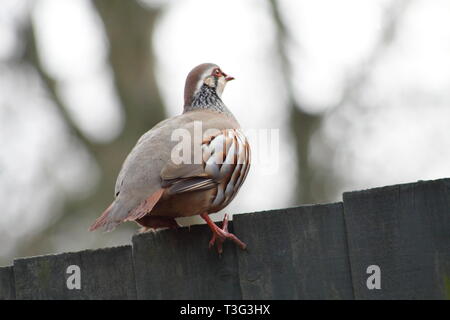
22,20,97,154
328,0,413,116
267,0,412,203
12,1,167,258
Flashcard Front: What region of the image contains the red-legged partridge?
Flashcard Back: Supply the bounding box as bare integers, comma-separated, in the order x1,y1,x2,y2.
89,63,251,253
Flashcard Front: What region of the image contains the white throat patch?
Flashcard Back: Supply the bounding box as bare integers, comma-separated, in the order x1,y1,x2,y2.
194,66,221,96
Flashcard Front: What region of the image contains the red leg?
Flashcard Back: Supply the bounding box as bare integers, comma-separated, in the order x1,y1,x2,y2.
200,213,247,254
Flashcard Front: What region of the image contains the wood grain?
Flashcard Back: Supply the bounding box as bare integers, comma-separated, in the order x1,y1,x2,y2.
13,245,136,299
234,203,354,299
343,179,450,299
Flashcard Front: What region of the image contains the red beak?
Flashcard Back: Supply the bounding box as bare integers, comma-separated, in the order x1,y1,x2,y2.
225,76,235,81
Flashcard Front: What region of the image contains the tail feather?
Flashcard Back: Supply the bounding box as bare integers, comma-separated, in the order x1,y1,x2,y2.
89,188,165,232
89,202,114,231
124,189,164,221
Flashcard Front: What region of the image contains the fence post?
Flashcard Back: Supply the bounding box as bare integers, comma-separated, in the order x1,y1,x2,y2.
343,179,450,299
233,203,354,299
0,266,16,300
132,224,241,299
13,245,136,299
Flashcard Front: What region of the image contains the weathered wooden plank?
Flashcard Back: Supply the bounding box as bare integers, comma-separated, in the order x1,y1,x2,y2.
13,245,136,300
0,266,16,300
234,203,354,299
343,178,450,299
132,223,241,299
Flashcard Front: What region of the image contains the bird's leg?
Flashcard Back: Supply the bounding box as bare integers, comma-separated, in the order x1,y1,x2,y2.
136,215,180,233
200,213,247,254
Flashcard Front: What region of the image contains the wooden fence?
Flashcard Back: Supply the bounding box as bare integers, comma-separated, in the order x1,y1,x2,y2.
1,178,449,300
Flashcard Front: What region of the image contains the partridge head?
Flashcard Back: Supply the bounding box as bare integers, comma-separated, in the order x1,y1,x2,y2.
89,63,251,254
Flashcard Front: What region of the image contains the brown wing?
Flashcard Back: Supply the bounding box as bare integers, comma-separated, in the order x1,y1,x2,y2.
160,129,251,211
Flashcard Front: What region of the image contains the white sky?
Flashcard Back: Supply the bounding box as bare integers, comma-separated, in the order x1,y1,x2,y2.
1,0,450,261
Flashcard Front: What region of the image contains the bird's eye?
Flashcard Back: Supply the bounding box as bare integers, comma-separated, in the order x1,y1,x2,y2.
214,69,221,76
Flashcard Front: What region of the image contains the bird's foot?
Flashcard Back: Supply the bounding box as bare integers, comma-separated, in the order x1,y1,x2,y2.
201,213,247,254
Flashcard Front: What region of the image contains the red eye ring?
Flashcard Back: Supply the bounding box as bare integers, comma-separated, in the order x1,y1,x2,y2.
214,69,222,77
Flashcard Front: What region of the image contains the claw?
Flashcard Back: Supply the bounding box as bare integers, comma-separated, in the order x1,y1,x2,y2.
201,213,247,254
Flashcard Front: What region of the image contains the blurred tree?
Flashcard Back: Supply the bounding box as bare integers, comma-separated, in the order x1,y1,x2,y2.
268,0,411,204
14,0,166,257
